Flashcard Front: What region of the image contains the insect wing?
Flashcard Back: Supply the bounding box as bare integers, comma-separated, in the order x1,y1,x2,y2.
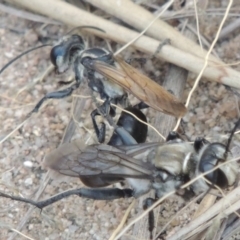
44,139,152,179
115,57,187,117
117,142,161,157
84,57,186,117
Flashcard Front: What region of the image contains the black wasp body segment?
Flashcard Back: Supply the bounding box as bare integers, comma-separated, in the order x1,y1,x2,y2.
108,105,148,146
1,31,185,144
1,129,238,202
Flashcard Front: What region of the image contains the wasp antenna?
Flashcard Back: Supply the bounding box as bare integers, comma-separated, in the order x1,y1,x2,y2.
0,44,52,74
225,118,240,156
66,26,106,36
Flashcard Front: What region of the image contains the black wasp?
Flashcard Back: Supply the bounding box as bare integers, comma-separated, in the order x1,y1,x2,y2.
1,27,186,143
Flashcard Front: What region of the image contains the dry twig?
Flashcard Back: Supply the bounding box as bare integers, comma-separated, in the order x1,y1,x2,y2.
5,0,240,89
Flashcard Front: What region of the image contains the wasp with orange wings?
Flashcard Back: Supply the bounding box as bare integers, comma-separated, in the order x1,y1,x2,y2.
79,49,186,143
1,33,187,142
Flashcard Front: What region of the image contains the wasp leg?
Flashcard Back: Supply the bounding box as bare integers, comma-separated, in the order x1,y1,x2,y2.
113,127,138,145
27,82,80,118
27,55,85,118
134,101,149,110
91,99,113,143
118,93,130,108
91,108,106,143
143,197,156,240
0,188,133,210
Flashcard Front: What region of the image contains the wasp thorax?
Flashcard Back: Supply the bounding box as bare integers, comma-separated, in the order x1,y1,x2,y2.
154,143,195,177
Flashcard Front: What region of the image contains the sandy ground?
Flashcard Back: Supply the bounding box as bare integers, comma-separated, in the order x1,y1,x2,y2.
1,1,240,240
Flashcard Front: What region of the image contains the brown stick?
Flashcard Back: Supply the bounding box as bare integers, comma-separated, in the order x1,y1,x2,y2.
86,0,219,63
5,0,240,89
132,29,190,239
168,185,240,240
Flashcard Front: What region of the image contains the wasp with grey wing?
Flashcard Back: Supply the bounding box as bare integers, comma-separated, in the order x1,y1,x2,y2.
0,124,239,238
0,132,194,211
0,130,195,205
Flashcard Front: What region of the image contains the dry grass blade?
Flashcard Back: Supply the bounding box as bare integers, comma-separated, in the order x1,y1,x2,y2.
167,158,240,239
168,186,240,240
109,200,136,240
87,0,218,62
193,194,217,219
5,0,240,89
134,50,188,238
72,95,166,140
0,2,61,24
113,0,175,55
154,193,204,239
8,173,51,240
219,17,240,40
0,223,36,240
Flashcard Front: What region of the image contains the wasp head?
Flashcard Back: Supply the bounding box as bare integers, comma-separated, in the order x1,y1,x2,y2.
50,35,85,73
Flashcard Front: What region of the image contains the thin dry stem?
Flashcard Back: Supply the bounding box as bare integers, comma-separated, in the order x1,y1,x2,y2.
114,0,174,55
0,224,35,240
115,190,176,240
154,193,205,239
193,0,203,50
0,2,60,24
8,173,51,240
109,200,136,240
0,119,28,144
14,65,54,102
174,0,234,130
219,17,240,40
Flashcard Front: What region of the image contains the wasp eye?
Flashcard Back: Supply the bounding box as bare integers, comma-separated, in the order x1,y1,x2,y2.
50,45,65,67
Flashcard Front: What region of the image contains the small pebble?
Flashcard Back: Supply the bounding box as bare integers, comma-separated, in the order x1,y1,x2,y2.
24,177,33,186
23,160,33,168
